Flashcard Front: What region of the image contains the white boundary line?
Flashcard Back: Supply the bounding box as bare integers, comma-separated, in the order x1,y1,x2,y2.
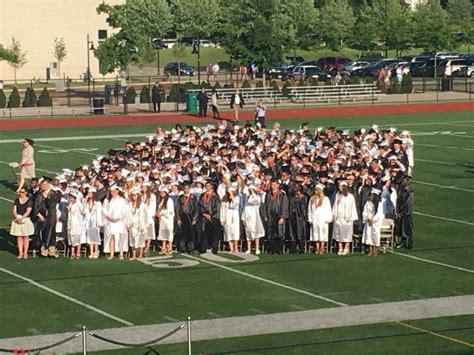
413,211,474,226
182,254,348,307
416,158,457,166
35,143,98,156
391,252,474,274
416,143,474,152
0,267,135,326
0,196,14,203
412,180,474,193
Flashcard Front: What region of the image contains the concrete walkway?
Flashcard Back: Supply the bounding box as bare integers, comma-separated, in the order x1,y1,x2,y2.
1,295,473,354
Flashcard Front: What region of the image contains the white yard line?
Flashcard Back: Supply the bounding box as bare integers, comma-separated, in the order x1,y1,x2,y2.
412,180,474,193
413,211,474,226
0,160,57,175
416,143,474,152
182,254,348,307
34,143,98,156
0,196,14,203
416,158,458,166
391,252,474,274
0,133,150,144
0,267,134,326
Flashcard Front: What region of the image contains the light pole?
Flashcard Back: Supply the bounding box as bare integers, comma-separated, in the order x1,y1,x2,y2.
86,34,95,106
197,36,201,86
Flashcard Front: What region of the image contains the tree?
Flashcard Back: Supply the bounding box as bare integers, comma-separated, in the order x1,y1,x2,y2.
370,0,413,57
170,0,221,40
96,0,172,73
412,0,452,51
8,87,21,108
220,0,286,80
7,38,27,84
53,37,67,77
348,0,379,54
447,0,474,49
38,88,52,107
316,0,355,50
0,44,15,62
0,89,6,108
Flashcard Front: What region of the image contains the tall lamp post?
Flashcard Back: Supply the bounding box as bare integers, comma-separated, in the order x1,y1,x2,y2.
86,34,95,107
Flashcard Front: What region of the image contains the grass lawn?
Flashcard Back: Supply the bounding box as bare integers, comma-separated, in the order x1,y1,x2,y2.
0,111,472,353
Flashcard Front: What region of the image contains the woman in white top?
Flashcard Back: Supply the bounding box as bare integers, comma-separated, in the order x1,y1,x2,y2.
220,185,241,253
308,184,333,255
141,181,157,254
332,181,358,256
242,185,264,254
103,186,129,260
362,188,384,257
83,187,103,259
67,190,85,259
157,187,175,255
211,88,220,119
127,188,148,260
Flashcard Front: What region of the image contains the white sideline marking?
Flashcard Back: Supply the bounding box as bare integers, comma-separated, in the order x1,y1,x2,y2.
343,120,474,129
35,143,98,156
0,133,150,144
0,160,57,175
0,196,14,203
0,267,135,326
413,211,474,226
412,180,474,193
417,143,474,152
416,158,457,166
391,252,474,274
183,254,348,307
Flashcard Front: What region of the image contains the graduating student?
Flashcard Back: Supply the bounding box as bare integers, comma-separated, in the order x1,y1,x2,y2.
176,182,199,253
198,180,221,254
362,188,384,256
263,179,289,254
67,190,85,259
157,187,175,255
396,176,414,249
308,184,333,255
220,184,241,253
127,188,148,260
332,181,358,256
288,184,309,253
141,181,157,254
242,184,264,255
83,187,103,259
103,185,128,260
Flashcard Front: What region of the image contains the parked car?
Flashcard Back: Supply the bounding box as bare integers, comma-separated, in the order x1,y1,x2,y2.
192,39,215,48
285,56,305,64
164,62,195,76
343,61,370,72
267,64,289,79
152,38,167,50
352,59,399,77
314,56,351,71
437,58,474,76
452,65,474,77
290,65,329,81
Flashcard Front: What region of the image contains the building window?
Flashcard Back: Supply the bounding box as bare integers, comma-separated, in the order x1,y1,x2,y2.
98,30,107,40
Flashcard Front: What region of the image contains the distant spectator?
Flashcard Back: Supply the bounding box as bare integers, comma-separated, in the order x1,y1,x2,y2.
255,99,266,127
197,87,209,117
239,65,248,80
212,63,220,80
211,88,220,119
207,63,213,81
230,88,244,122
151,83,162,113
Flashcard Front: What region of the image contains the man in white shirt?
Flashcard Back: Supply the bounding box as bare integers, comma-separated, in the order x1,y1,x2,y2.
230,89,245,123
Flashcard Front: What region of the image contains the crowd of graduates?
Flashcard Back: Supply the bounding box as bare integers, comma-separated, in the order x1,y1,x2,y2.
10,120,415,260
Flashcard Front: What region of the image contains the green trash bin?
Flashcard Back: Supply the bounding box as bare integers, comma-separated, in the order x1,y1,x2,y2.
186,91,198,113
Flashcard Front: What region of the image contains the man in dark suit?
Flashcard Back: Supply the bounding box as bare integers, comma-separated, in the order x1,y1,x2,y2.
197,87,209,117
151,83,162,113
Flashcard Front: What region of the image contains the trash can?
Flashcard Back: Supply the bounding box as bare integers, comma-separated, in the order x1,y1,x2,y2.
186,91,198,113
441,78,452,91
92,97,104,115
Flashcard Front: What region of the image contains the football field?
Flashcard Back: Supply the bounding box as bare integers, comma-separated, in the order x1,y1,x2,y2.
0,111,473,354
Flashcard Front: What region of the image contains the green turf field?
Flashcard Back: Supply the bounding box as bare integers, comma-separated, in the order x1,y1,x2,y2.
0,111,473,354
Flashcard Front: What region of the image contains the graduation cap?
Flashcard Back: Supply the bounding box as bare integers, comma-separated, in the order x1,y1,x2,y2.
263,168,273,176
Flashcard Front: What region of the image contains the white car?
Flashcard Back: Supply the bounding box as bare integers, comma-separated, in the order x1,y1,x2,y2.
193,40,215,48
344,61,369,72
290,65,326,81
453,65,474,77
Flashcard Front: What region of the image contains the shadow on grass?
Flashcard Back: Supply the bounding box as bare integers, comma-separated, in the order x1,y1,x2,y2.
0,179,18,191
0,228,16,256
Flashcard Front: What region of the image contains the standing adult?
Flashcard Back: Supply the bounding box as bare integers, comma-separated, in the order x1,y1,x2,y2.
10,188,34,259
103,186,128,260
197,87,209,118
157,187,175,255
34,178,59,257
176,182,198,253
263,179,289,254
83,187,103,259
211,88,220,119
396,177,414,249
362,189,384,256
332,181,358,256
242,185,264,254
67,190,85,259
17,138,35,193
151,83,162,113
220,185,240,253
308,184,333,255
198,181,221,254
255,99,266,127
230,89,245,123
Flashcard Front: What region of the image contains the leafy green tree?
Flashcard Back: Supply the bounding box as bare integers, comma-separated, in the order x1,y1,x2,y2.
447,0,474,49
412,0,452,51
125,87,137,104
348,1,379,54
96,0,172,73
7,38,27,84
170,0,221,40
140,85,150,103
316,0,355,50
401,73,413,93
38,88,52,107
0,44,15,62
53,38,67,77
8,87,21,108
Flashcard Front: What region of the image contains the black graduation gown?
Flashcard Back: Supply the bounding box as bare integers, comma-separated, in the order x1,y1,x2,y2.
34,190,59,251
396,187,414,248
289,194,309,252
197,192,221,253
263,191,289,254
177,194,199,252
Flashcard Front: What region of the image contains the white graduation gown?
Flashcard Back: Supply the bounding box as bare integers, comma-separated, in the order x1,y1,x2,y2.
332,193,358,242
67,201,86,247
83,201,103,245
362,201,384,247
144,194,157,240
157,198,175,241
381,186,397,220
128,203,148,248
308,197,333,242
103,196,129,253
242,193,264,241
220,198,240,241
